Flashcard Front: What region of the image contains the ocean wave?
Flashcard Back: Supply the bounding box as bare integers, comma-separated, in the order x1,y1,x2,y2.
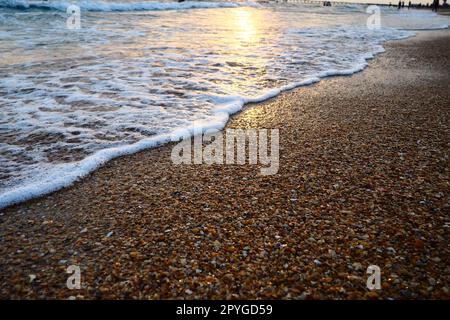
1,4,449,209
0,25,416,210
0,0,261,12
0,0,29,9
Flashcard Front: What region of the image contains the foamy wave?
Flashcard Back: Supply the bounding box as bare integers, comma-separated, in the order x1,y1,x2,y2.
0,0,29,9
0,0,261,11
2,3,449,209
0,27,416,210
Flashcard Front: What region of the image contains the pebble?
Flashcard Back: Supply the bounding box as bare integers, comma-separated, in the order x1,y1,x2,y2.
1,35,449,300
328,250,337,259
352,262,363,271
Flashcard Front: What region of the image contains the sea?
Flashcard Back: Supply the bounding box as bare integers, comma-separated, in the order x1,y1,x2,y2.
1,0,449,208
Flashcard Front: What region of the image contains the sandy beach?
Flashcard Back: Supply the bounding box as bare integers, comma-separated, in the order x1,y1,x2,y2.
1,29,449,299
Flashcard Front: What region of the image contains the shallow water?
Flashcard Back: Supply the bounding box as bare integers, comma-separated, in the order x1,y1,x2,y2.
0,0,449,208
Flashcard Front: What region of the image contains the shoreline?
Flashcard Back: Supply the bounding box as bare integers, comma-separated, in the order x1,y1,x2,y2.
0,31,414,211
1,29,449,299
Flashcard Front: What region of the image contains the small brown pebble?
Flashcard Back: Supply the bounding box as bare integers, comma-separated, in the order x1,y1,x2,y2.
366,292,379,299
414,239,425,250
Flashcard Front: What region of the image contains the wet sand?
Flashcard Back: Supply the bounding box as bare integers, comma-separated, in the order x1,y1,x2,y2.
1,29,449,299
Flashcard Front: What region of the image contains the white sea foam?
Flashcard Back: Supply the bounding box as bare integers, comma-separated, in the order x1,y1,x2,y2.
0,4,449,209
